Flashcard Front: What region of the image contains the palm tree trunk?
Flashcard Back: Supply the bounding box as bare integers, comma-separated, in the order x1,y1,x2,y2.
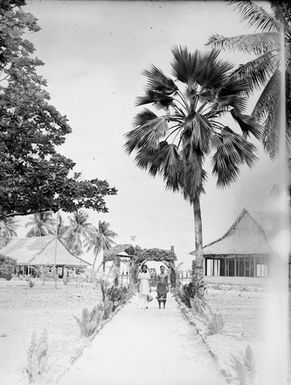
192,194,205,299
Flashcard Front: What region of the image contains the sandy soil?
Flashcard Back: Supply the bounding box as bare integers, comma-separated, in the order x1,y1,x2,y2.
0,279,269,385
201,287,267,384
0,279,101,385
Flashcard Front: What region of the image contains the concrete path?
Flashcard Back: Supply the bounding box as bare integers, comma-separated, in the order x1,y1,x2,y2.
57,293,226,385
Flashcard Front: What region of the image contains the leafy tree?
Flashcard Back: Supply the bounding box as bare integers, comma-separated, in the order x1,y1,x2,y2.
25,211,55,237
62,210,93,256
0,1,117,220
207,0,291,159
0,217,18,247
0,254,16,280
86,221,117,273
125,47,260,297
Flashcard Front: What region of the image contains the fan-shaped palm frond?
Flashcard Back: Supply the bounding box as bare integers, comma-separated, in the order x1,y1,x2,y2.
171,46,202,85
143,65,178,95
212,128,257,187
216,76,250,111
171,47,234,89
125,109,169,154
228,0,281,32
136,90,174,109
207,32,279,55
230,108,262,139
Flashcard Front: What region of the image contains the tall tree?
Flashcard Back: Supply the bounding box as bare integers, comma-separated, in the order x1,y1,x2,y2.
207,0,291,159
25,211,56,237
0,217,18,247
62,210,93,256
0,1,117,220
86,221,117,273
125,47,260,297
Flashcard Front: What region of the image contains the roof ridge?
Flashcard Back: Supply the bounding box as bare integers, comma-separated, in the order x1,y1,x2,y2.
202,208,248,250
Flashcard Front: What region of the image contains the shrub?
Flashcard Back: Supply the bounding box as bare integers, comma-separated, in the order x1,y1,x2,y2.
178,282,197,308
189,296,224,335
100,280,129,312
0,255,16,280
206,311,224,335
103,299,114,320
26,329,48,383
190,297,207,318
74,305,104,337
230,345,255,385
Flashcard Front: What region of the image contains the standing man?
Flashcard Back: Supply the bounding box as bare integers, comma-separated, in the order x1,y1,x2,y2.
156,265,169,309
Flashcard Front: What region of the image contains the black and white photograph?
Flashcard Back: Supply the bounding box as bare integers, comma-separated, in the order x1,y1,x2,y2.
0,1,290,384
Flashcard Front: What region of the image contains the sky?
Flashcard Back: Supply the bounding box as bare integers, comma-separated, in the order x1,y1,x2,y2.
18,0,283,268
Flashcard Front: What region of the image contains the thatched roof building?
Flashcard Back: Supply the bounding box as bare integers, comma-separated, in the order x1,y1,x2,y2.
202,209,271,256
191,209,277,278
0,236,91,268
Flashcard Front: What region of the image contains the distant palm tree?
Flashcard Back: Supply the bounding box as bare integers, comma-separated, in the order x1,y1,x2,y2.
207,0,291,159
62,210,93,256
86,221,117,273
0,217,18,247
125,47,260,297
56,214,69,240
25,212,56,237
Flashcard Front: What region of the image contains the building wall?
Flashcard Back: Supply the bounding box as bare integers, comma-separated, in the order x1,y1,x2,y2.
205,255,268,278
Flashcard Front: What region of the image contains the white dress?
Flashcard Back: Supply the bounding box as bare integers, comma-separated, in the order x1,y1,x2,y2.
138,271,151,308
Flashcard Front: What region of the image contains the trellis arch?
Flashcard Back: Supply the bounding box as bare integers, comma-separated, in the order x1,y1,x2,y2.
105,245,178,287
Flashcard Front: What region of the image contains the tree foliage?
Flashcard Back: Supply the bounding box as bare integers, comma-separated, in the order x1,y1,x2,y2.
125,47,260,198
207,0,291,159
0,216,18,247
0,1,117,219
25,211,56,237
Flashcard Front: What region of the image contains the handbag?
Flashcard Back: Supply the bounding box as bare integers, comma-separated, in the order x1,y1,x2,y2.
147,294,153,302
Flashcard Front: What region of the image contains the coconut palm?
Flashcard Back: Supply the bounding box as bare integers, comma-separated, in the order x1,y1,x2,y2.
0,217,18,247
25,211,56,237
62,210,93,256
207,0,291,159
85,221,117,274
125,47,260,297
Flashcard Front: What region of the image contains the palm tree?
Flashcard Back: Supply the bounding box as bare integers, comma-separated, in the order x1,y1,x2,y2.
0,217,18,247
56,214,69,240
62,210,93,256
125,47,260,297
85,221,117,274
25,211,56,237
207,0,291,159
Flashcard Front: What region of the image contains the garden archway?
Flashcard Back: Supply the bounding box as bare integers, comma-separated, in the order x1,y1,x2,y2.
104,244,177,287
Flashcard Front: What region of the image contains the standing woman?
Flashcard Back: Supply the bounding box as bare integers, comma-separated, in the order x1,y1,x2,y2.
137,264,151,309
156,265,169,309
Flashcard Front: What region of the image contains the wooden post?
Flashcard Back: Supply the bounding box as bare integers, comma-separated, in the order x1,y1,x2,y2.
234,256,237,277
205,258,207,276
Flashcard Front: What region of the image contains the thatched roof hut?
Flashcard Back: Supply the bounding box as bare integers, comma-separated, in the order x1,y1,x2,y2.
0,236,91,267
191,209,277,278
202,209,271,256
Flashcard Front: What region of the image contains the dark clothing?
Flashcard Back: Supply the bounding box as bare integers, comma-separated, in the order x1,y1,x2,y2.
156,273,169,301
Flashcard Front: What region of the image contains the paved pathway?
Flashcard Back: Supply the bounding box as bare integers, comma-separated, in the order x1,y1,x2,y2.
57,293,226,385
